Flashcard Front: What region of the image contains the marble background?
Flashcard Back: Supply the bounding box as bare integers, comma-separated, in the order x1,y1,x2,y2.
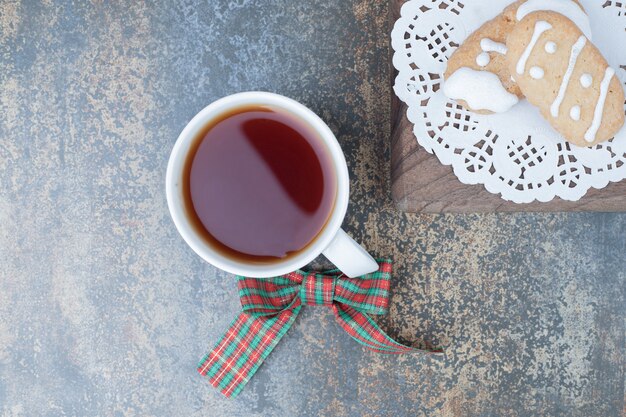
0,0,624,416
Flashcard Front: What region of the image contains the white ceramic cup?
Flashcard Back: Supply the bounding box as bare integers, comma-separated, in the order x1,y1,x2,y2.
166,92,378,278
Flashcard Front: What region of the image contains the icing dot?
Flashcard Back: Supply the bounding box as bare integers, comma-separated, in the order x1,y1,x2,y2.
570,105,581,121
580,73,593,88
476,52,490,67
529,66,544,79
545,41,557,54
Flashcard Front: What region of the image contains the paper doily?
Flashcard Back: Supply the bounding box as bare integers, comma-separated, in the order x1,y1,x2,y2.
392,0,626,203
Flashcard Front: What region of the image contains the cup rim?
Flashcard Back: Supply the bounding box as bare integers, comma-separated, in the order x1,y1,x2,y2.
165,92,349,278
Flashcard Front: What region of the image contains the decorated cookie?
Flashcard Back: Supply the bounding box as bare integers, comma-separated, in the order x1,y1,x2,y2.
444,1,524,114
507,11,625,146
444,0,589,115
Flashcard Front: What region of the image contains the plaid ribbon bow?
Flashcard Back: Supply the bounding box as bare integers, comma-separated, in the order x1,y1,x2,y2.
197,260,441,398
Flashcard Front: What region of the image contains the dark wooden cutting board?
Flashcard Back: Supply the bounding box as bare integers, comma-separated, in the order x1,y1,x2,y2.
389,0,626,213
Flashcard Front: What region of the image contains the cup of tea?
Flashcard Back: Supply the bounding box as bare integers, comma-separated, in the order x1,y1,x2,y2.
166,92,378,278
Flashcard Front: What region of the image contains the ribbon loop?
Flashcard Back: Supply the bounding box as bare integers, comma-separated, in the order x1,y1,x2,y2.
237,273,301,315
198,260,442,398
300,273,336,306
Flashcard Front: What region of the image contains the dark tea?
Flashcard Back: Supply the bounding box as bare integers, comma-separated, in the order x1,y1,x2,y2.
183,105,337,263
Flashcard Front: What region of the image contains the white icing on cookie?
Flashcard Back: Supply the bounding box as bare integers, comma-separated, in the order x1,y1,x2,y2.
480,38,508,55
530,66,544,79
570,105,581,121
550,36,587,118
475,39,506,67
516,0,593,40
444,67,519,113
580,73,593,88
585,67,616,143
476,52,490,67
517,21,553,75
545,41,557,54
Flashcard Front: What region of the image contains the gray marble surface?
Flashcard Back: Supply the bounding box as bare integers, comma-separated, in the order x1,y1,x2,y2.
0,1,624,416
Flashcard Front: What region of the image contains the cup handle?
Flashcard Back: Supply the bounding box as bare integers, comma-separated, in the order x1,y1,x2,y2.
322,228,379,278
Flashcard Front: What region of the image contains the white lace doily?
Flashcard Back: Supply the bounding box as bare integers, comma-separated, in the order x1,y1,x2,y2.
392,0,626,203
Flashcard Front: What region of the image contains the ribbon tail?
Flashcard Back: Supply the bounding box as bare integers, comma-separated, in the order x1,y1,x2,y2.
198,303,301,398
333,304,442,354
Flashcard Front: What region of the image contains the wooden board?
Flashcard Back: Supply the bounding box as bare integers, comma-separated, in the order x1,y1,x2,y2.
389,0,626,213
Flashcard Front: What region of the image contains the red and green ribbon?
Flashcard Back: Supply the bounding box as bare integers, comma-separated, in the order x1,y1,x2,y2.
197,260,442,398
